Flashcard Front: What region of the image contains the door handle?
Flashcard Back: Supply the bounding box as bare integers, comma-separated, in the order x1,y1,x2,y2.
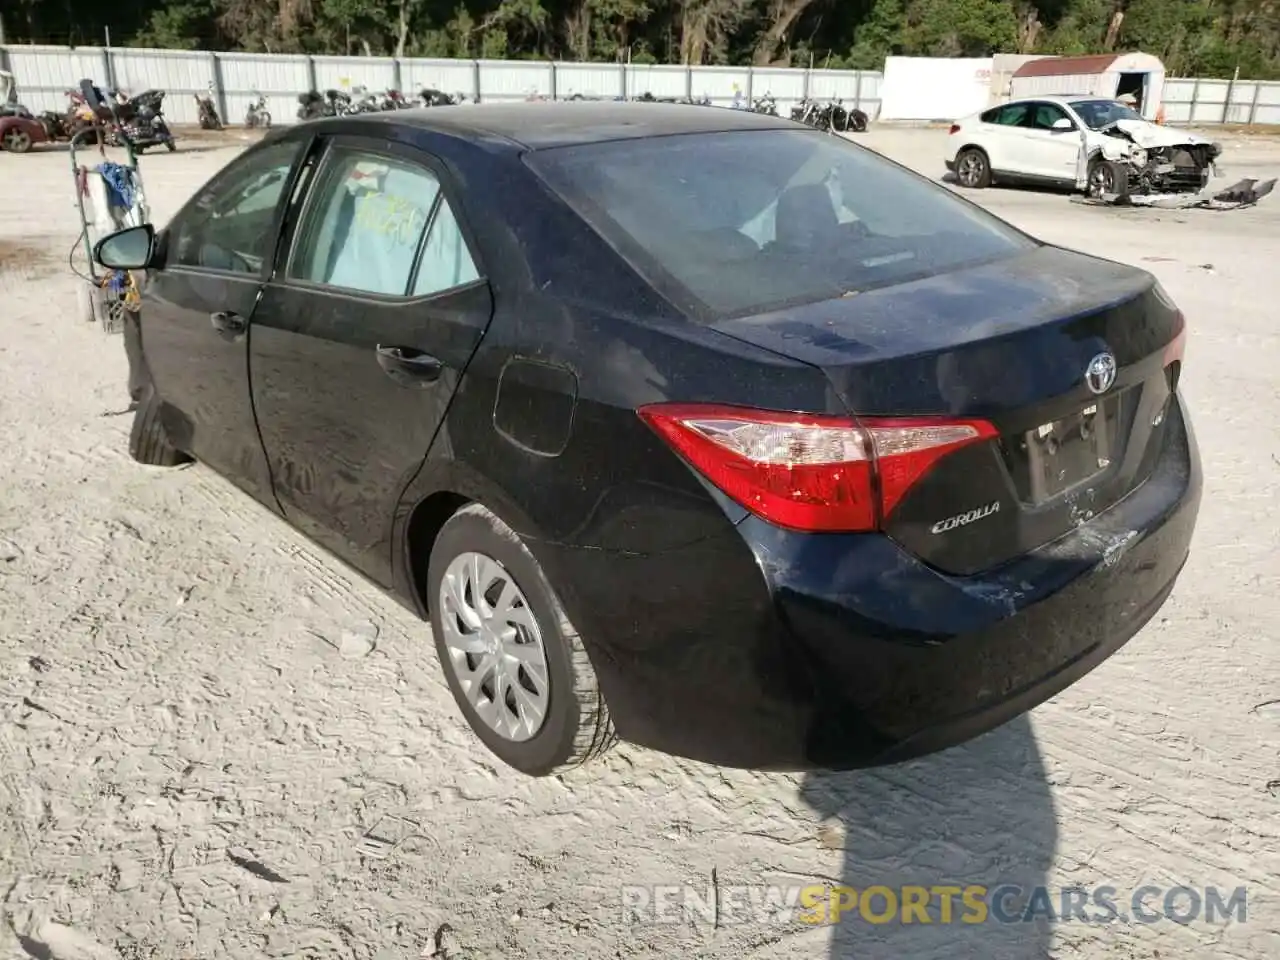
376,345,443,387
210,311,246,338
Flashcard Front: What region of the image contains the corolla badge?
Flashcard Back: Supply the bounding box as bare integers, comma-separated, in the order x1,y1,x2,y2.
1085,352,1117,395
930,500,1000,535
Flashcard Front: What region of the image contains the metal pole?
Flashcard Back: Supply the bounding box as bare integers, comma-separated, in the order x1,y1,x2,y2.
210,52,228,125
1189,77,1200,123
1223,65,1238,124
103,27,116,93
853,71,862,110
1248,79,1262,125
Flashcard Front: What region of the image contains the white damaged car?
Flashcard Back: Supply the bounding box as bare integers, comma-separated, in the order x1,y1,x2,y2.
945,95,1242,203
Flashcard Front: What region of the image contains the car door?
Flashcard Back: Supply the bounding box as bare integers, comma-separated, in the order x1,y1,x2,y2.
143,137,309,504
1020,101,1081,182
980,102,1034,176
249,135,493,585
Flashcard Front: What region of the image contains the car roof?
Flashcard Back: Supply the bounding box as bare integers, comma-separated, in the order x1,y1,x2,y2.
297,100,798,151
994,95,1108,109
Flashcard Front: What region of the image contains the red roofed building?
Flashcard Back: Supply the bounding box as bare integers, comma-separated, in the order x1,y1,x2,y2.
1009,52,1166,121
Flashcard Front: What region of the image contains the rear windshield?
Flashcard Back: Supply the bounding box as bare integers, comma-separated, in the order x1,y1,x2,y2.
524,128,1036,319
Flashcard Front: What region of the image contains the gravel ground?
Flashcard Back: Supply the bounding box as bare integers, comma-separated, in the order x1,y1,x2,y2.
0,126,1277,960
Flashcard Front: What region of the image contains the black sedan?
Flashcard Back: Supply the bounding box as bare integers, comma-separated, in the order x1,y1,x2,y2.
92,102,1200,777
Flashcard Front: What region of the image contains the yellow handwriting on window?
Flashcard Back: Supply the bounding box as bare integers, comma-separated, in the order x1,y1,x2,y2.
352,192,427,247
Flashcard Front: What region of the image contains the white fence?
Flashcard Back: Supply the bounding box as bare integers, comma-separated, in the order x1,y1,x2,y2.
4,45,1279,128
1160,77,1280,125
0,45,882,126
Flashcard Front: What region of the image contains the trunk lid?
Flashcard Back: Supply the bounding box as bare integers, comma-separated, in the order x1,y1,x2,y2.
706,245,1185,575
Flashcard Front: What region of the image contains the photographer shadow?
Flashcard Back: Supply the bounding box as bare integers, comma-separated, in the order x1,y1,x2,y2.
800,714,1055,960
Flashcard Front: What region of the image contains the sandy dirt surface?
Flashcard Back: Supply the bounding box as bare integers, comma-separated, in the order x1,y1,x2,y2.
0,127,1277,960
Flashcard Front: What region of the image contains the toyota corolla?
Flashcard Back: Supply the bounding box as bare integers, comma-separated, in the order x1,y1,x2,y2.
90,103,1200,776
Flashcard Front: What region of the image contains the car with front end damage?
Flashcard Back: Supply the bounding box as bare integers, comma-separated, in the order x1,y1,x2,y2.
1065,97,1224,200
88,103,1200,778
943,95,1263,204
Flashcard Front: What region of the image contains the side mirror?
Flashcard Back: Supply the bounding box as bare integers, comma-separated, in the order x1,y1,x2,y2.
94,223,156,270
1052,117,1074,131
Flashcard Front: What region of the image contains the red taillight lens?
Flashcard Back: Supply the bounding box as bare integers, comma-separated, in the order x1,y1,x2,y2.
949,123,961,135
637,403,997,533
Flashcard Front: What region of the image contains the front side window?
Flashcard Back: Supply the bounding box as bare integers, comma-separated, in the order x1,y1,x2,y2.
172,140,301,274
1028,103,1071,130
525,128,1035,319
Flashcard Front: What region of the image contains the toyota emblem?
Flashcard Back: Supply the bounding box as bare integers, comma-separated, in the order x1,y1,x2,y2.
1085,352,1117,394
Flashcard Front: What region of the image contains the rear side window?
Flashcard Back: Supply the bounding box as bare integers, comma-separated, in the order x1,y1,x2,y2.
290,150,439,296
991,103,1030,126
525,129,1035,319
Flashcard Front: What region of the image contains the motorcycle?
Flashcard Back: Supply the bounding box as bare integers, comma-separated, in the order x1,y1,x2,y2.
381,89,410,110
751,94,778,116
790,97,868,134
195,82,222,130
419,88,458,107
245,91,271,128
348,85,381,114
326,89,355,115
81,81,175,152
296,90,327,121
119,89,176,151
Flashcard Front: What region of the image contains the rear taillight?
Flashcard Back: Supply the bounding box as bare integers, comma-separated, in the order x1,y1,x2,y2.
949,123,961,135
637,403,997,533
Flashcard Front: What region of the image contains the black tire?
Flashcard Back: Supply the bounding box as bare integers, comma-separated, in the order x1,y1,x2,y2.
77,281,99,324
128,387,190,467
164,139,176,152
1088,157,1131,202
955,147,991,189
427,503,616,776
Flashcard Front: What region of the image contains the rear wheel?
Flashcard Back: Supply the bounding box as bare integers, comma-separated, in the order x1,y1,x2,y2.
955,148,991,189
427,503,616,776
2,128,32,153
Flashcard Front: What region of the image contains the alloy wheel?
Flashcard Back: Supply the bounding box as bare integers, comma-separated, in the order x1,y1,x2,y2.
438,551,551,742
957,152,985,187
1090,163,1115,195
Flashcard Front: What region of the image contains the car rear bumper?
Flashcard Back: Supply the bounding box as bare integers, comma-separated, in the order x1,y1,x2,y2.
536,395,1200,771
945,159,957,173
